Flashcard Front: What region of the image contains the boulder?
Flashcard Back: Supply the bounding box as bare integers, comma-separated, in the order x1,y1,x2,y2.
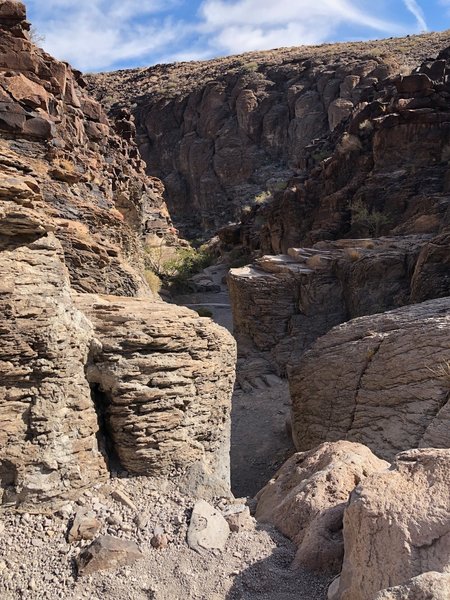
290,297,450,460
76,535,142,576
75,294,236,498
187,500,230,553
371,572,450,599
337,449,450,599
255,441,388,573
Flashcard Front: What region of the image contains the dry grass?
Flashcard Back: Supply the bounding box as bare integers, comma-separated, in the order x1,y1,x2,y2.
345,248,362,262
144,269,162,295
427,360,450,387
306,254,325,269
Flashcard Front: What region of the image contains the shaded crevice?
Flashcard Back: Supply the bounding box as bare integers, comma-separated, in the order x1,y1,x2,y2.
347,338,384,434
89,384,124,474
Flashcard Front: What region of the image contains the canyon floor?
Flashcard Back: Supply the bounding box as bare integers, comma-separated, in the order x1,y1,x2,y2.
0,475,330,600
0,267,325,600
173,264,295,498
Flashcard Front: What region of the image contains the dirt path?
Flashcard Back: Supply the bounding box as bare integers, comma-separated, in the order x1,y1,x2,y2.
173,264,295,499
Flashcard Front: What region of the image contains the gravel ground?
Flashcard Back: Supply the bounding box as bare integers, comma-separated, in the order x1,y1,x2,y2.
0,265,328,600
0,476,330,600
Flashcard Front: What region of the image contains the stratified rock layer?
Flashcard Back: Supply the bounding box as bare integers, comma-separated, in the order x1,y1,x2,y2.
76,294,236,497
0,1,175,298
0,1,237,508
337,449,450,600
228,235,447,374
255,441,388,573
0,232,107,507
290,298,450,461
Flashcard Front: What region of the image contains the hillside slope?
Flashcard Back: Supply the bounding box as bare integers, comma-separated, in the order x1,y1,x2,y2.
89,31,450,237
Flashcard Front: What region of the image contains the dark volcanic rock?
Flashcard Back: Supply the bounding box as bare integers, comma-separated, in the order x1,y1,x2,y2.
88,31,450,238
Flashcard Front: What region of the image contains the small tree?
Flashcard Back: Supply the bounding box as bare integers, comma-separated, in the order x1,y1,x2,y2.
29,26,45,46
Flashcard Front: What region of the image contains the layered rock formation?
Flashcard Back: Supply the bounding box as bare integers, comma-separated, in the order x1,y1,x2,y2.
0,232,107,506
290,297,450,460
0,0,175,298
76,294,236,496
240,47,450,254
336,449,450,599
255,441,388,573
0,2,236,509
88,32,450,237
228,235,448,373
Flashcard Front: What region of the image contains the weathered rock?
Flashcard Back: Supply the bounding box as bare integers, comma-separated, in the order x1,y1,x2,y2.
76,535,142,576
337,449,450,599
228,235,440,374
0,232,107,507
371,572,450,600
68,510,102,543
111,489,137,512
221,504,254,533
88,32,450,237
150,532,168,549
0,2,238,510
187,500,230,553
255,442,388,573
75,294,236,498
0,3,177,298
290,298,450,460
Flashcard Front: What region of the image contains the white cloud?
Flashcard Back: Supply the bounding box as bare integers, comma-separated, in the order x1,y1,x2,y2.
198,0,403,56
26,0,424,72
27,0,187,71
402,0,428,31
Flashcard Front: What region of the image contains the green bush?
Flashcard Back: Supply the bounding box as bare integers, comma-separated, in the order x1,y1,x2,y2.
164,246,214,292
350,200,391,237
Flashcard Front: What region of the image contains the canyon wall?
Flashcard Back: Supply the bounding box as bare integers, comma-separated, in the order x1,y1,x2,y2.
0,1,236,509
89,32,450,238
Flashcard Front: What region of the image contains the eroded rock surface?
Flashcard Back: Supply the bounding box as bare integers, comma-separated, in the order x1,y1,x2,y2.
76,294,236,497
0,2,175,298
290,298,450,460
89,32,450,237
337,449,450,600
371,572,450,600
228,235,447,373
255,441,388,573
0,232,107,507
0,2,237,508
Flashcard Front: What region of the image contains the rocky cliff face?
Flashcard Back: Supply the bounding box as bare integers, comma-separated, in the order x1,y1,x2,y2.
0,1,236,509
0,0,177,297
227,45,450,381
88,32,450,238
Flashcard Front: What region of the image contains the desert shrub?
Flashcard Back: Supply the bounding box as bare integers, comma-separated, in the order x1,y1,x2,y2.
344,247,362,262
29,26,45,46
242,61,258,73
337,133,362,155
350,200,391,237
427,360,450,387
253,190,272,205
144,270,162,295
164,246,214,292
306,254,325,269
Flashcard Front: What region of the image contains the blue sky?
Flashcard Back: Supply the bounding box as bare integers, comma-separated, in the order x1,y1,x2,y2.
26,1,450,73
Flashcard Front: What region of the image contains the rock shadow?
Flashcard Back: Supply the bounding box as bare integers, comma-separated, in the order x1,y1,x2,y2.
226,524,331,600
